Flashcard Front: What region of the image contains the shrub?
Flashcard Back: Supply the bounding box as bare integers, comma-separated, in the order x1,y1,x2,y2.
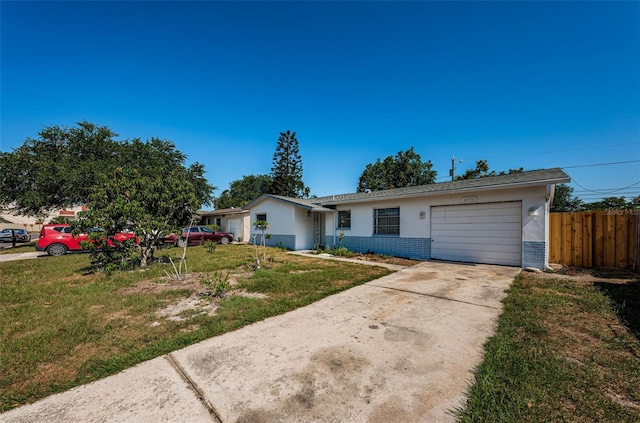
200,271,230,297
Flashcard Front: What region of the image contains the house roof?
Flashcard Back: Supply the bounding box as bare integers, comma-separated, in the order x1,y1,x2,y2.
243,194,334,212
198,207,249,216
316,168,570,205
243,168,571,210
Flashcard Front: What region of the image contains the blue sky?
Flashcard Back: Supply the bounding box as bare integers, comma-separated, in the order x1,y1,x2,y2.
2,1,639,206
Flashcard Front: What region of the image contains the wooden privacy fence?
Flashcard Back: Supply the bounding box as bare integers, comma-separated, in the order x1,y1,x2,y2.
549,210,639,269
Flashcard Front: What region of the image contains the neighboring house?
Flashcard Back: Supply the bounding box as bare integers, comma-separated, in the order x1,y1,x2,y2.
198,208,250,242
0,205,85,232
244,168,571,270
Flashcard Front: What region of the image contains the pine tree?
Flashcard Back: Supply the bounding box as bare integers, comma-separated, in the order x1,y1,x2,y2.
269,130,309,198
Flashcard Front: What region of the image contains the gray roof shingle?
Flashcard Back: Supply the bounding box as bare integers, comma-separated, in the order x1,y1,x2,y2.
244,168,570,209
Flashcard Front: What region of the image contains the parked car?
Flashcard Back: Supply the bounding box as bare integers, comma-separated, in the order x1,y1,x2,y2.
162,226,234,247
0,228,31,243
36,224,136,256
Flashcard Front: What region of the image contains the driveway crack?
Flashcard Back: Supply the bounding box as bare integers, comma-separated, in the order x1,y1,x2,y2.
165,353,223,423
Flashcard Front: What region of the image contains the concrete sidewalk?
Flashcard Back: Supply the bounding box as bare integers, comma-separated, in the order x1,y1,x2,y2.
0,251,45,263
1,261,519,423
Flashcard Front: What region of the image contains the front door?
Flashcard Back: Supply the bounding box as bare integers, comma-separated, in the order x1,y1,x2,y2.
313,213,326,249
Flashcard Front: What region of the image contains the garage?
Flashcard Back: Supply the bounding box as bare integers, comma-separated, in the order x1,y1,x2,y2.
227,218,242,241
431,201,522,266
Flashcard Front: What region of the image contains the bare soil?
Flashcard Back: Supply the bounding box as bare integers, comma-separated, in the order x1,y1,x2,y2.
119,272,267,323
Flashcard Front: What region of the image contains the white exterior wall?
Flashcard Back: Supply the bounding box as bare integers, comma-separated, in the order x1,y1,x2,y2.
294,208,316,250
330,197,429,238
249,198,296,238
224,214,251,242
328,186,548,243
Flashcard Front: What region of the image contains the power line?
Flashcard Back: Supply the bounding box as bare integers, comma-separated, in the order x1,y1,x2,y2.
482,142,639,160
570,179,640,195
562,160,640,169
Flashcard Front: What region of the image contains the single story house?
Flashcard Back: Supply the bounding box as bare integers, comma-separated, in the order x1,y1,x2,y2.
198,208,251,242
0,205,86,232
243,168,571,270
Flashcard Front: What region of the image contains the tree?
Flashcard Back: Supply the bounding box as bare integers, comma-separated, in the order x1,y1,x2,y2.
455,160,524,180
582,196,633,211
2,122,215,271
357,147,436,192
1,122,120,215
551,184,583,212
269,130,309,198
0,121,214,214
214,174,273,209
74,166,202,270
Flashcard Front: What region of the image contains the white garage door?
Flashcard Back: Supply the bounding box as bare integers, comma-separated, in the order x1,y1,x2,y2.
431,202,522,266
227,218,241,241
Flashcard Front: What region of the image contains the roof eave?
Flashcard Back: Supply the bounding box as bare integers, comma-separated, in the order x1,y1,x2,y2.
243,194,334,212
319,177,571,206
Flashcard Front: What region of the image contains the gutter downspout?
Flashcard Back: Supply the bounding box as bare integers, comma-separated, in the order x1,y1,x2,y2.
544,184,555,271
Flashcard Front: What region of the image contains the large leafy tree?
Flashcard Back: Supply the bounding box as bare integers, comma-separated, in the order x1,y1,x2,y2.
455,159,524,180
0,121,214,214
269,130,309,198
75,166,201,269
551,184,583,212
214,174,273,209
1,122,120,214
357,147,436,192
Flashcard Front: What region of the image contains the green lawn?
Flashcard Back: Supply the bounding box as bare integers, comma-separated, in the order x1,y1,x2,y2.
0,244,392,412
456,271,640,422
0,241,37,254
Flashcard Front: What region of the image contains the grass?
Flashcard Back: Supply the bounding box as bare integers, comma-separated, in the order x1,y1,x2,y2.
456,270,640,422
0,244,392,412
0,241,37,254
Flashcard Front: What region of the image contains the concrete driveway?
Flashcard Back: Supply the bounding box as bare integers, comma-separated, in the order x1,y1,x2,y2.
1,261,519,423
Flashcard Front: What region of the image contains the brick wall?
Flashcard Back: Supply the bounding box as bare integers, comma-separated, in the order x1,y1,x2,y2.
522,241,545,269
339,236,430,260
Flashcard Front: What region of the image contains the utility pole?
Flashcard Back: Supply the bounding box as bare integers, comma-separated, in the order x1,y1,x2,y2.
449,156,464,181
449,156,456,182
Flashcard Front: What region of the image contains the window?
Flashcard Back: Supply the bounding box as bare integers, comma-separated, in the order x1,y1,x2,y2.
214,217,222,227
256,213,267,222
374,208,399,235
338,210,351,229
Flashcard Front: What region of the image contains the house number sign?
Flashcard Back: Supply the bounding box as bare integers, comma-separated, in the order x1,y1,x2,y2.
461,196,477,203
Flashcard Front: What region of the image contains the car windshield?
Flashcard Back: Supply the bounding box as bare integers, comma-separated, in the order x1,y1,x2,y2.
201,227,214,233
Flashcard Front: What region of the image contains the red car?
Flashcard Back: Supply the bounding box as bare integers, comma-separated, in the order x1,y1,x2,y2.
163,226,234,247
36,224,136,256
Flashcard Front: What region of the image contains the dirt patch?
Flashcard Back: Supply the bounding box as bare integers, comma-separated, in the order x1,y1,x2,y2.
117,272,267,324
12,342,100,394
542,266,639,284
155,297,218,321
119,277,202,295
119,271,254,296
352,254,419,267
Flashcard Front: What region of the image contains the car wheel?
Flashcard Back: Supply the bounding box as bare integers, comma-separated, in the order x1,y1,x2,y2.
47,243,68,256
176,238,188,248
219,237,230,245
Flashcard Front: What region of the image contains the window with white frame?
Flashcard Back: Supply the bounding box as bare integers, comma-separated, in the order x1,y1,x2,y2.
338,210,351,229
256,213,267,223
374,208,399,235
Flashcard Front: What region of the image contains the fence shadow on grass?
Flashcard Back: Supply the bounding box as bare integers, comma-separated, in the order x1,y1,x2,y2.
595,277,640,343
